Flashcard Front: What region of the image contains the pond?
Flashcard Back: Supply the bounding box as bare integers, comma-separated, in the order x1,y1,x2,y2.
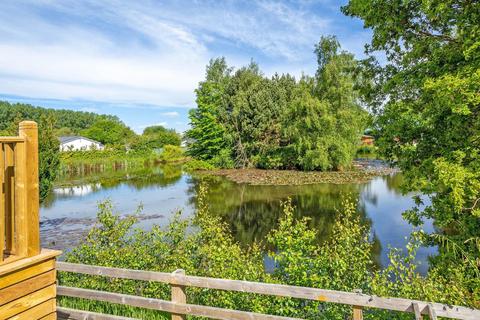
40,162,436,273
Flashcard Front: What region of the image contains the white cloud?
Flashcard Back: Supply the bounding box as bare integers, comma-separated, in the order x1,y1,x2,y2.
160,111,179,117
0,0,364,109
0,1,208,107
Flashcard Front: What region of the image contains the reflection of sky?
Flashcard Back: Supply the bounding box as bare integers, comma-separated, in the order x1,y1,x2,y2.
41,175,194,225
360,176,436,274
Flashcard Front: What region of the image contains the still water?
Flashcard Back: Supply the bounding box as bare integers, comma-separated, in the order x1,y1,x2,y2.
40,162,436,273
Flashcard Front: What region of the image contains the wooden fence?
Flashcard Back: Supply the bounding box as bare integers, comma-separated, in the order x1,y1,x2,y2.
56,262,480,320
0,121,41,264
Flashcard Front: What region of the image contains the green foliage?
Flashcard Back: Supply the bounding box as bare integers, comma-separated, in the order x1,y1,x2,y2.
38,115,60,201
210,148,235,169
182,159,216,171
0,111,60,202
59,188,477,318
60,148,153,165
266,198,373,318
343,0,480,295
81,119,134,146
60,186,267,317
187,39,367,171
157,145,186,163
186,58,231,161
0,100,118,134
141,125,181,149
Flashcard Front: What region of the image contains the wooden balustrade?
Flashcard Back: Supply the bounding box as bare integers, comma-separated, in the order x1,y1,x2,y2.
0,121,41,263
0,121,61,320
56,262,480,320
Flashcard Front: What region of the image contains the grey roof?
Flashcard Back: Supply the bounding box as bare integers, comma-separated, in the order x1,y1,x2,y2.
58,136,103,146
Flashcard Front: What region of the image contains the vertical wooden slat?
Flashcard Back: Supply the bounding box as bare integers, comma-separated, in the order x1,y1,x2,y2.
14,137,28,257
171,269,186,320
5,143,15,255
19,121,40,256
353,306,363,320
427,304,437,320
413,302,423,320
0,143,4,262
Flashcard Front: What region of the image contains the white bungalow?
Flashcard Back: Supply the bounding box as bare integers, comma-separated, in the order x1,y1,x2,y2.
59,136,104,152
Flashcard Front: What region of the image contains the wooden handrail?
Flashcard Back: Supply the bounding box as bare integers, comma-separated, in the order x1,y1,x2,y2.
0,137,25,143
57,286,299,320
57,262,480,320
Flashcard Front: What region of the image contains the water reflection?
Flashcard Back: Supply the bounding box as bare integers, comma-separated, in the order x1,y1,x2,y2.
41,162,435,273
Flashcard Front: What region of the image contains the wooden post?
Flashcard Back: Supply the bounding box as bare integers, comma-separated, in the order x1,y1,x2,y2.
352,289,363,320
413,302,423,320
353,306,363,320
0,143,4,262
15,121,40,257
427,304,437,320
5,144,15,256
171,269,186,320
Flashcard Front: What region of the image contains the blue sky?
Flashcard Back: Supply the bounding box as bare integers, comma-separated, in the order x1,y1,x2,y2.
0,0,371,133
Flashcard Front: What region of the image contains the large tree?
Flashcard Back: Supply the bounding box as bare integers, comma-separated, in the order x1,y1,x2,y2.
343,0,480,292
186,58,232,162
187,39,367,171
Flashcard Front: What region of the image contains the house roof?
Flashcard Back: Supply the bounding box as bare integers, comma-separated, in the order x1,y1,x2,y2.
58,136,103,146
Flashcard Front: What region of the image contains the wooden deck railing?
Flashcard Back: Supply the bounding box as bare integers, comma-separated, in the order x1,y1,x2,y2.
0,121,61,320
56,262,480,320
0,121,41,264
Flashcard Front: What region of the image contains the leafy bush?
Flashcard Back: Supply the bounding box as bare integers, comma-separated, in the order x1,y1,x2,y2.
81,119,135,146
38,115,60,201
210,149,234,169
356,144,377,155
143,125,181,147
183,159,216,171
59,188,477,319
157,145,186,163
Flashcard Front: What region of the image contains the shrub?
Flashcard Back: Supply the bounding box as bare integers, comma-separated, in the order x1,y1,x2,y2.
183,159,216,171
210,149,234,168
157,145,186,163
59,188,476,319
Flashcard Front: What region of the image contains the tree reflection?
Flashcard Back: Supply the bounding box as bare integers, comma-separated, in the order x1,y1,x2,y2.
187,174,382,266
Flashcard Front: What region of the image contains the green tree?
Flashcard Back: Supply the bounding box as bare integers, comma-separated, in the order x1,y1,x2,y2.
82,119,134,146
0,112,60,202
38,115,60,201
187,40,366,171
55,127,74,137
284,37,367,171
343,0,480,296
0,101,118,134
142,125,181,148
186,58,232,162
